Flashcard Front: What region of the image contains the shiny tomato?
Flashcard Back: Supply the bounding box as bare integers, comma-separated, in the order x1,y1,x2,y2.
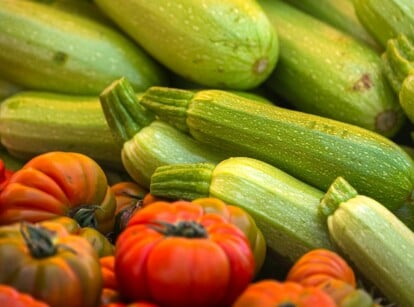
0,151,116,234
115,201,254,307
0,159,13,192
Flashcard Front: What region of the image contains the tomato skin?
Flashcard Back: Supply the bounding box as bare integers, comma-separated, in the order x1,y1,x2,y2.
100,256,118,290
286,249,356,288
0,222,103,307
115,201,254,307
0,152,116,234
0,284,49,307
0,159,13,192
232,280,336,307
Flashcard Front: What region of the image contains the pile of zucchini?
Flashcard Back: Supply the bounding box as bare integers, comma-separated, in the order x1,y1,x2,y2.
1,0,414,305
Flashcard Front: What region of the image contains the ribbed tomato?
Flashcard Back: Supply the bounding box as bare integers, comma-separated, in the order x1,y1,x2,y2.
115,201,254,307
0,222,102,307
0,151,116,234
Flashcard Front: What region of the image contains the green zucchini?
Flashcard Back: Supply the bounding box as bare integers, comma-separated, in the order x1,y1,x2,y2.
319,176,414,307
94,0,279,90
282,0,380,51
0,91,123,170
382,34,414,124
0,0,168,95
259,0,403,137
140,86,414,211
150,157,334,262
99,78,227,188
352,0,414,48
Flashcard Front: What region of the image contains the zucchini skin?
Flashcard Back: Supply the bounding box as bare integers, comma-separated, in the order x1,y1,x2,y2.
282,0,380,51
94,0,279,90
0,91,123,170
320,177,414,307
259,0,403,137
150,157,334,262
352,0,414,48
0,0,168,95
140,87,414,211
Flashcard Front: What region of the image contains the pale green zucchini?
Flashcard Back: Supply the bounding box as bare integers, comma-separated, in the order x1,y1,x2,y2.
320,177,414,307
259,0,403,136
140,86,414,211
352,0,414,48
0,91,123,169
99,78,227,188
94,0,279,90
150,157,334,262
282,0,380,50
0,0,168,95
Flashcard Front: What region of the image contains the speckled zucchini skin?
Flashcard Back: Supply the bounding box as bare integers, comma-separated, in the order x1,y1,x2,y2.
320,177,414,307
140,86,414,211
94,0,279,90
259,0,403,137
0,0,168,95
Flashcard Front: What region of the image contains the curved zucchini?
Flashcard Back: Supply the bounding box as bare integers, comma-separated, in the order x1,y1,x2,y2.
0,91,123,169
259,0,403,136
94,0,279,90
320,177,414,307
0,0,168,95
150,157,334,262
140,86,414,211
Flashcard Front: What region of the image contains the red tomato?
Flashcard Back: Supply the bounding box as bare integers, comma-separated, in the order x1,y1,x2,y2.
115,201,254,307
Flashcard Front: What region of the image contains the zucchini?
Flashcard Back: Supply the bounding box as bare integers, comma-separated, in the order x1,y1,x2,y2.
0,0,168,95
99,78,227,188
319,176,414,307
0,91,123,170
282,0,380,51
150,157,334,262
259,0,403,137
382,34,414,124
352,0,414,48
140,86,414,211
94,0,279,90
0,144,24,171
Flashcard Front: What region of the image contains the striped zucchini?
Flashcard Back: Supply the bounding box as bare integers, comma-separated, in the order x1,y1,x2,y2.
99,78,227,188
0,91,123,169
282,0,380,50
320,176,414,307
352,0,414,48
0,0,167,95
259,0,403,136
150,157,334,262
140,86,414,211
94,0,279,90
0,78,22,102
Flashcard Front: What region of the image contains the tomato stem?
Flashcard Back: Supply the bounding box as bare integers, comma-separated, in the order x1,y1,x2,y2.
20,222,58,258
151,220,208,238
69,205,101,229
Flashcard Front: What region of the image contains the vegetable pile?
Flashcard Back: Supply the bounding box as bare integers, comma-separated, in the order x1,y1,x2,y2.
0,0,414,306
